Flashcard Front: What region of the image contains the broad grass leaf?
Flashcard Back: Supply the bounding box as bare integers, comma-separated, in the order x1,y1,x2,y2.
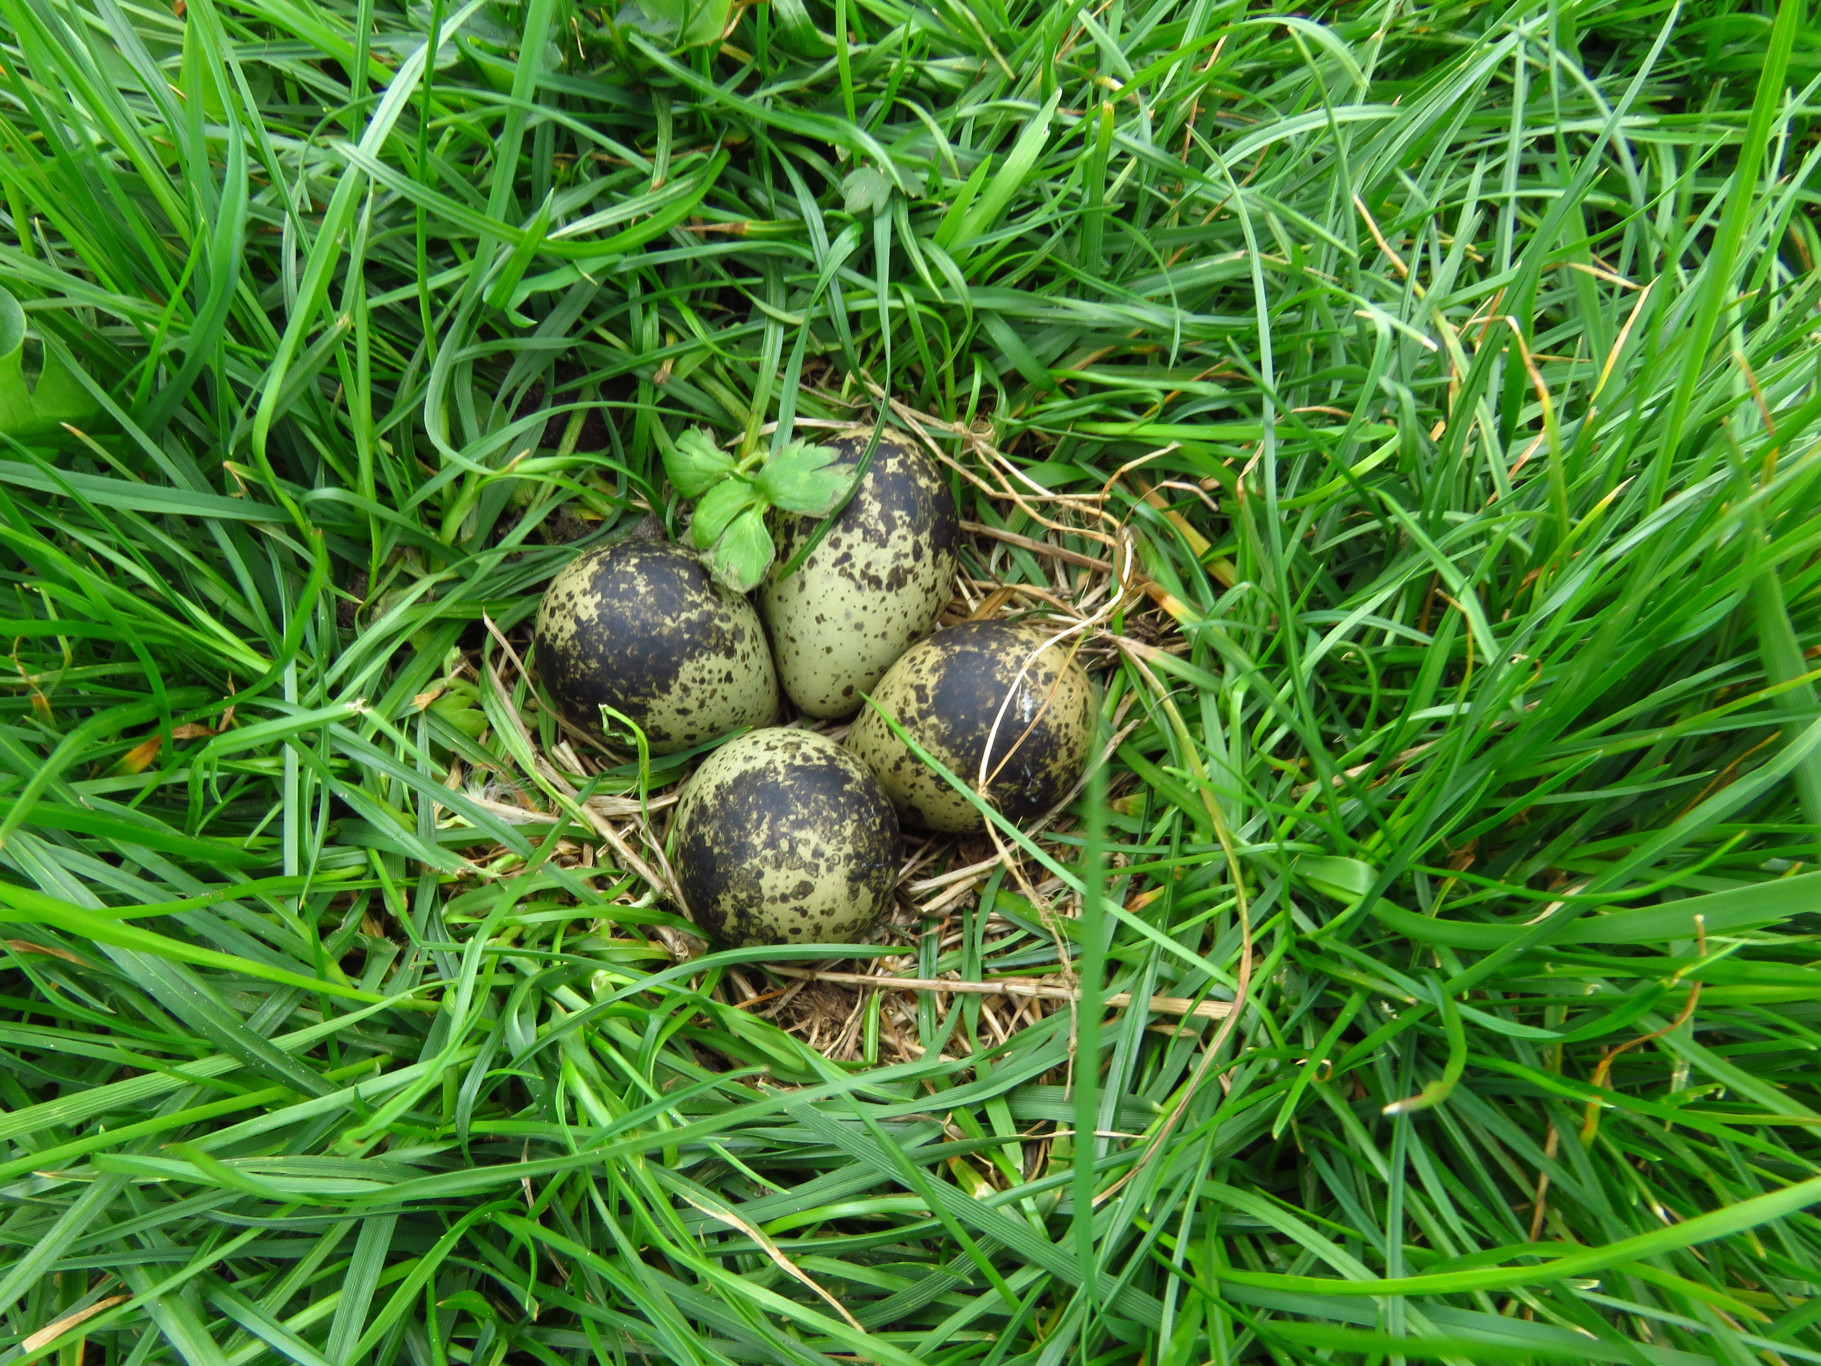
1372,868,1821,948
953,90,1062,255
1295,854,1376,907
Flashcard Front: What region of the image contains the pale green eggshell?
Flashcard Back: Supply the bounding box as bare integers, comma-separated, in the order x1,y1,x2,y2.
762,429,960,718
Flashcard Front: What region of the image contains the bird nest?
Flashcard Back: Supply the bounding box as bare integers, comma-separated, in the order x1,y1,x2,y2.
445,393,1216,1070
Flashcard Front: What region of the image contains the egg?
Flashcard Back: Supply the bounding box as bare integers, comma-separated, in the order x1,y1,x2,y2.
534,539,777,754
847,621,1094,833
762,428,960,718
671,728,901,946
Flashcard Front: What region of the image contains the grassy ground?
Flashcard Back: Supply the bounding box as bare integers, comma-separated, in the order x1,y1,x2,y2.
0,0,1819,1360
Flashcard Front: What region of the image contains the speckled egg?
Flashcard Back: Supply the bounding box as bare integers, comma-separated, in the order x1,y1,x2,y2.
847,621,1094,833
762,428,960,718
671,728,901,947
534,539,778,754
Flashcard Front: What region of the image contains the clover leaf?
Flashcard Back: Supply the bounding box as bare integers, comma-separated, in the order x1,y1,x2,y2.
755,438,849,515
664,427,736,498
686,476,760,551
665,425,861,591
703,507,775,593
842,165,894,217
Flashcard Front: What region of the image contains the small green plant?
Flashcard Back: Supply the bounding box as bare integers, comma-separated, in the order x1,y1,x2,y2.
622,0,733,48
0,288,98,441
663,428,850,591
